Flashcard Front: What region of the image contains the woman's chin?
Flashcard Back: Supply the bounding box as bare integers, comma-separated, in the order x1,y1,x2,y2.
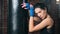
41,17,44,20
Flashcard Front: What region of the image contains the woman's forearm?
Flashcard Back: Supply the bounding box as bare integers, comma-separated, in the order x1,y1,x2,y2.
29,16,34,32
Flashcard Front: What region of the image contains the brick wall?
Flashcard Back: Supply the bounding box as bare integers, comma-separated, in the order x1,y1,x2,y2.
3,0,8,34
0,0,2,34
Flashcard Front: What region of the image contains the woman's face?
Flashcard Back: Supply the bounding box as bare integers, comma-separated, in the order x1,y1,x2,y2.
35,8,47,19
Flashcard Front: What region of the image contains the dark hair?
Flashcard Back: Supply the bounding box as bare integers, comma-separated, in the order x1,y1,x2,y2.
34,3,48,10
34,3,49,16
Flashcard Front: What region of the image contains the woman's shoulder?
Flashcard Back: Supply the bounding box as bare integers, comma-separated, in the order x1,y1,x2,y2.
47,15,54,23
33,16,42,21
46,15,54,29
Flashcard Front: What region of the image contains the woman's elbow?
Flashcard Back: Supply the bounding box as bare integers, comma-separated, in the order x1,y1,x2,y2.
29,29,34,32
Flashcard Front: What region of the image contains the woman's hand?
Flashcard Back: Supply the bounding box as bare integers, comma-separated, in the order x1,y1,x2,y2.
21,3,34,17
21,3,30,9
29,4,34,17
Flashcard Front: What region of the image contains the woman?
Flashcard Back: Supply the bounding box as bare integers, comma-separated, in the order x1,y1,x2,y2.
21,3,54,34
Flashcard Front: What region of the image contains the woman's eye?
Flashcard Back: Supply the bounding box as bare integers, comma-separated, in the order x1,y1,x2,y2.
39,11,41,13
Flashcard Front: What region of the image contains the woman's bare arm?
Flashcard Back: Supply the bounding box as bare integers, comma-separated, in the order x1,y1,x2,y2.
29,17,34,32
29,17,52,32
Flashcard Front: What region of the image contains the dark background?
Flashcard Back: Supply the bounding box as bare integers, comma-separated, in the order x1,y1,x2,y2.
0,0,60,34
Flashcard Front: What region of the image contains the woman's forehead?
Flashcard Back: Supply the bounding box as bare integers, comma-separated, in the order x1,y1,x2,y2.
35,8,42,13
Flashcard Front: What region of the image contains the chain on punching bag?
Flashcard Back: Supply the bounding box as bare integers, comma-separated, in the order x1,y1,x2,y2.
8,0,28,34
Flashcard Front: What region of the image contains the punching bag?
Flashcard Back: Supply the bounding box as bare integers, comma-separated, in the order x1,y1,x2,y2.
8,0,28,34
